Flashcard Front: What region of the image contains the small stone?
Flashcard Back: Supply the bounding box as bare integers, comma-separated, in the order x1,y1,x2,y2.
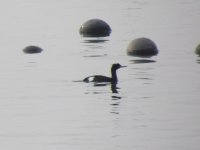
23,45,43,54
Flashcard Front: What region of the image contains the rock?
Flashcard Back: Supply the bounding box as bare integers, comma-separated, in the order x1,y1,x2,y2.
23,45,43,54
79,19,111,37
195,44,200,56
127,37,158,57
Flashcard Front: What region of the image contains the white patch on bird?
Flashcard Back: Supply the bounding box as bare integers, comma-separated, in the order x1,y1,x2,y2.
88,76,95,82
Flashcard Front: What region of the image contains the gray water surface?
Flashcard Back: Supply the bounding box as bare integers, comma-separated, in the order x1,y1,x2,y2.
0,0,200,150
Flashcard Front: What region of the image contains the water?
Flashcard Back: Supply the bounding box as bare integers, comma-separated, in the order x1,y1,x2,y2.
0,0,200,150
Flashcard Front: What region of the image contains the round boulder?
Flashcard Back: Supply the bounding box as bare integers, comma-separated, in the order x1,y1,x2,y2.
79,19,111,37
23,45,43,54
127,37,158,57
195,44,200,56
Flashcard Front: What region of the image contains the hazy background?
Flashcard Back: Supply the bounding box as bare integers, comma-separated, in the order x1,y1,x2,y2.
0,0,200,150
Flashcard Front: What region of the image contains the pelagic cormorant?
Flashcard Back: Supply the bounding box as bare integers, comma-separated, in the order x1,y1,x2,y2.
83,63,126,83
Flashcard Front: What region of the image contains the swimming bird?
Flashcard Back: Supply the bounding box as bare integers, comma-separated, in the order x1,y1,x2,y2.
83,63,126,83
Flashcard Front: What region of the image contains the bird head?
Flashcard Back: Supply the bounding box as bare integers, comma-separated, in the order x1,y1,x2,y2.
112,63,127,71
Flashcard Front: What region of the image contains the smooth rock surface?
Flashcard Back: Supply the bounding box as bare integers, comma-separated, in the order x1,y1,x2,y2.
79,19,111,37
127,37,158,57
195,44,200,56
23,45,43,54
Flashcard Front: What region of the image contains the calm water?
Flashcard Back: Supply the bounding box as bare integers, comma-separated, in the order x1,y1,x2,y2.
0,0,200,150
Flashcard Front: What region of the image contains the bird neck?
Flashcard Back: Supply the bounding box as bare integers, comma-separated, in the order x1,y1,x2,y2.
111,69,118,83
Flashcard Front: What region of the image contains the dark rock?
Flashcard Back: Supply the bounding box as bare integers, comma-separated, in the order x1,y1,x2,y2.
127,37,158,57
195,44,200,56
79,19,111,37
23,45,43,54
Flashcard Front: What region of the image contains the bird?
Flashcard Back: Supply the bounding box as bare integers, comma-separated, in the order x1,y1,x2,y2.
83,63,126,83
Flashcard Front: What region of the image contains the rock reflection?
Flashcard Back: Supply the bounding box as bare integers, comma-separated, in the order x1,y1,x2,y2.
83,54,107,58
129,64,155,84
81,37,109,58
136,77,153,80
82,38,108,44
130,59,156,64
129,59,156,83
81,37,109,47
196,57,200,64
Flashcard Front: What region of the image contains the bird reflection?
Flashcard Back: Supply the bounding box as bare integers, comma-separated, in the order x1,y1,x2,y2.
93,82,120,94
110,94,122,115
111,83,119,93
111,95,122,100
83,81,123,115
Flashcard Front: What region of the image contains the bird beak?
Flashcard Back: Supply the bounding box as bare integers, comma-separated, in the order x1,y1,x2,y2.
120,65,127,68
